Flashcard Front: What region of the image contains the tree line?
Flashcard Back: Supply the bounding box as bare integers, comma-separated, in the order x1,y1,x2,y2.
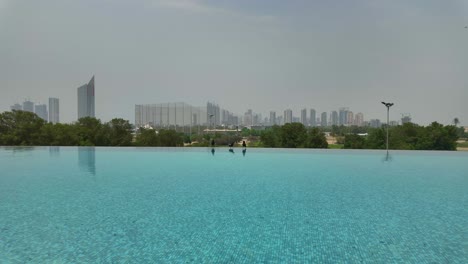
0,110,183,147
260,123,328,148
0,110,462,150
343,122,460,150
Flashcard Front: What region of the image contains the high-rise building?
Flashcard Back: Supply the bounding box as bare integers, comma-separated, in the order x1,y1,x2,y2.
253,113,262,126
347,111,354,126
10,104,22,111
22,100,34,113
269,111,276,125
339,108,348,125
401,114,412,124
300,108,307,126
243,109,253,126
354,112,364,127
321,112,327,127
370,119,381,128
77,76,95,119
35,104,48,121
284,109,293,124
207,102,220,127
309,109,316,127
331,111,338,126
277,116,283,126
48,98,59,124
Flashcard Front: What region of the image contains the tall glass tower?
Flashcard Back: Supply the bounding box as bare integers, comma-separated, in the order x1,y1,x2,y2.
77,76,95,119
49,98,60,124
35,104,48,121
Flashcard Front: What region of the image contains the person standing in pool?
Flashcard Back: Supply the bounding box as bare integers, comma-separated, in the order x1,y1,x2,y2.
211,139,215,156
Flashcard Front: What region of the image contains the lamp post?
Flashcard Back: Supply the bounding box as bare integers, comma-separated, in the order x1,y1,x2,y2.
209,114,214,133
381,102,394,155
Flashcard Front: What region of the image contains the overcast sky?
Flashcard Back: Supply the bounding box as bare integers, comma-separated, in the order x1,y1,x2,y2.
1,0,467,125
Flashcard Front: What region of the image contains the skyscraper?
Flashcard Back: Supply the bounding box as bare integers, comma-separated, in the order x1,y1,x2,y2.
77,76,95,119
207,102,220,127
22,100,34,113
355,112,364,127
269,111,276,125
331,111,338,126
10,104,22,111
321,112,327,127
300,108,307,126
49,98,59,124
243,109,253,126
347,111,354,126
339,108,348,125
309,109,316,127
284,109,293,124
401,114,412,124
35,104,48,121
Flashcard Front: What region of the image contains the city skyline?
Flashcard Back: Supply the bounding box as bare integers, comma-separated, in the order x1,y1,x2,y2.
1,0,467,125
1,96,442,127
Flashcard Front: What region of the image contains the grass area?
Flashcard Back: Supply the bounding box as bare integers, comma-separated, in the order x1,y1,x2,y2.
457,141,468,148
328,144,344,149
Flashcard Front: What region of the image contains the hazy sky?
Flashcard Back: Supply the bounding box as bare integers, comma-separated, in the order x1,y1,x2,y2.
1,0,467,125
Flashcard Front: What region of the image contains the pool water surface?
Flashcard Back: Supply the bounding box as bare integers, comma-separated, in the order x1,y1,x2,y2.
0,147,467,263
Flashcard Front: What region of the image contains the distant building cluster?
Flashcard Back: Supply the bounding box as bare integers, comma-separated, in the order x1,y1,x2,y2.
243,107,369,127
134,103,407,130
241,107,404,128
7,75,95,124
10,98,60,124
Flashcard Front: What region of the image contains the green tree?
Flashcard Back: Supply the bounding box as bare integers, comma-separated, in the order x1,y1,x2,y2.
365,128,386,149
76,117,109,146
135,128,160,146
260,125,281,148
306,128,328,148
343,134,365,149
49,123,79,146
0,110,45,145
388,123,420,150
280,123,307,148
417,122,458,150
158,129,183,147
108,118,133,146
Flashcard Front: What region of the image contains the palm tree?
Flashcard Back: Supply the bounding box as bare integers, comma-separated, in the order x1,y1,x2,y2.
453,118,460,127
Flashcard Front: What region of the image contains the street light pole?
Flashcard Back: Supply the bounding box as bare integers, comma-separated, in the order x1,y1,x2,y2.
209,114,214,134
381,102,394,155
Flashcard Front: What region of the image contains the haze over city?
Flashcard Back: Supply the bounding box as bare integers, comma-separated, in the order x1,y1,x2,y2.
1,0,467,125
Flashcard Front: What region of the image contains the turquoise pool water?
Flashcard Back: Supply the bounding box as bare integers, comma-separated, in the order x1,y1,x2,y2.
0,147,467,263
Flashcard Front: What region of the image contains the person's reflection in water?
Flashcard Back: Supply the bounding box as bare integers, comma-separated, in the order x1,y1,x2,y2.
211,148,215,156
229,148,235,154
78,147,96,175
242,140,247,157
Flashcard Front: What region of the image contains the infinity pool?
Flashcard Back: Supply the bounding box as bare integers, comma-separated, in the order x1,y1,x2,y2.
0,147,467,263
